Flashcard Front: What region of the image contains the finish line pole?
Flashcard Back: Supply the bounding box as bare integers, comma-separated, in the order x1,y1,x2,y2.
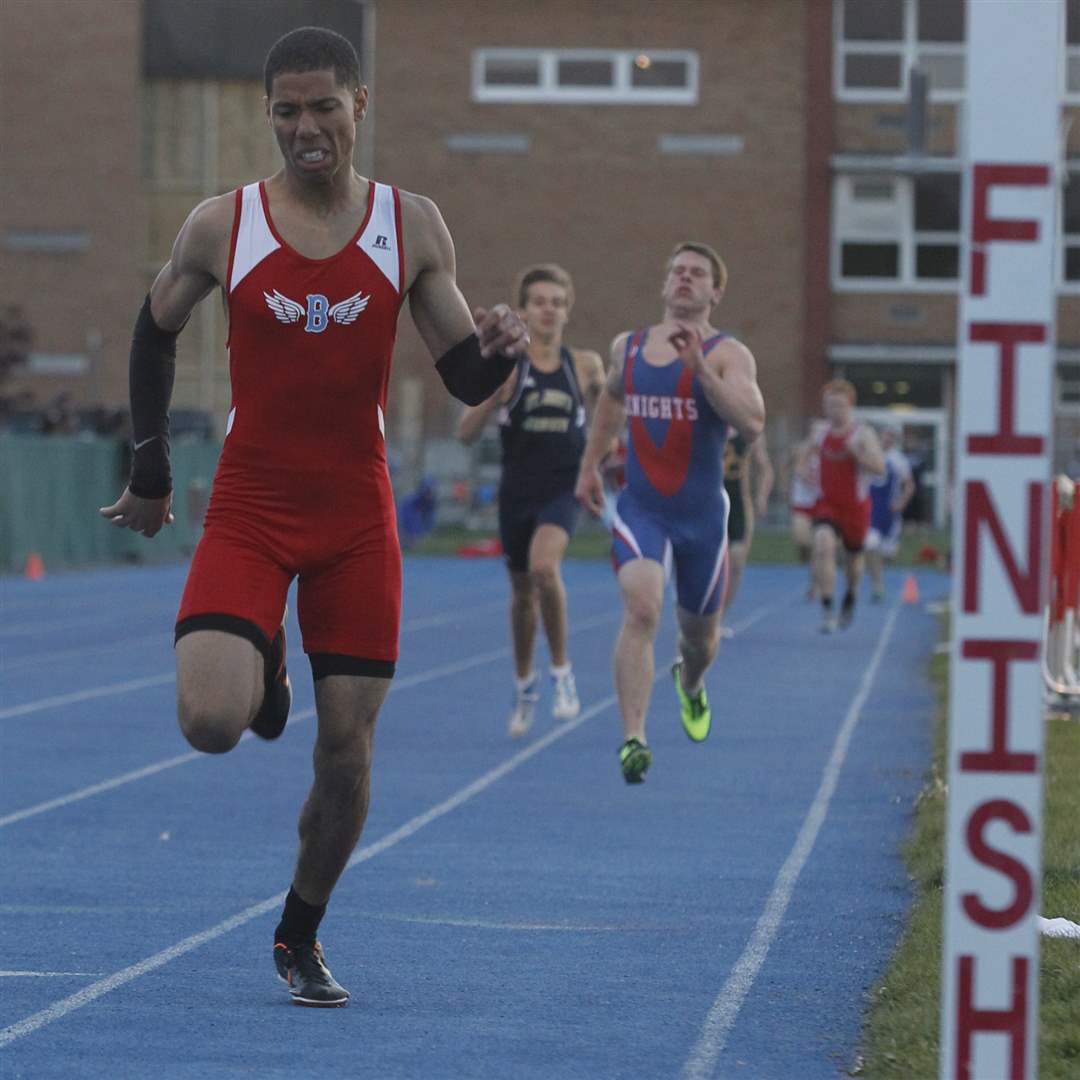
941,3,1061,1078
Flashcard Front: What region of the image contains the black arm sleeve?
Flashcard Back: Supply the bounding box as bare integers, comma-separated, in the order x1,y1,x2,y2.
127,295,178,499
435,333,517,407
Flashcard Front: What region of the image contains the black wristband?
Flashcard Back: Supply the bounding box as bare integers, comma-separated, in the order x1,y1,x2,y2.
435,333,517,406
128,295,178,499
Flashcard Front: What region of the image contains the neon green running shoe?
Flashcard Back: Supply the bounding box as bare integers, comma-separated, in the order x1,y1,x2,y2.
619,737,652,784
672,659,711,742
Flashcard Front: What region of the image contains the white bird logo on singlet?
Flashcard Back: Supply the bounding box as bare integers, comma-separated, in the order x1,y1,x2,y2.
262,289,371,325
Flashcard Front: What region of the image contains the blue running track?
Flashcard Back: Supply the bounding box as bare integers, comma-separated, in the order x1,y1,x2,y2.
0,557,947,1079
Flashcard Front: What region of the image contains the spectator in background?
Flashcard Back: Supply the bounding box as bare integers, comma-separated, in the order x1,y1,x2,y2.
40,392,79,435
865,425,915,601
901,432,930,530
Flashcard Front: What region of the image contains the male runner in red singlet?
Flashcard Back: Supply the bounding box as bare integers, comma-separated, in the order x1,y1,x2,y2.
458,265,604,738
99,27,528,1007
796,380,885,633
576,243,765,783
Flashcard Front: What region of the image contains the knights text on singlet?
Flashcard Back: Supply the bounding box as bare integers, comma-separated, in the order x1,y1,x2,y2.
622,330,730,516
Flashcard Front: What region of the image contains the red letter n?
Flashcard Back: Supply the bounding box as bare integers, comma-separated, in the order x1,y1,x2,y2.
955,955,1029,1080
963,482,1043,614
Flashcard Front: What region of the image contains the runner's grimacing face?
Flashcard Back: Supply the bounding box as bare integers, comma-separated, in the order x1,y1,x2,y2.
267,69,366,183
520,282,570,342
662,252,720,315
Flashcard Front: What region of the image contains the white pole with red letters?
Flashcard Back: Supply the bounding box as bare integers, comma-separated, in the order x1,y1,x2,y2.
941,3,1061,1078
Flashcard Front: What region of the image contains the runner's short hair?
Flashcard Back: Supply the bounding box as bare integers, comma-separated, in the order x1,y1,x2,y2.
515,264,575,309
823,378,857,404
264,27,361,95
667,241,727,290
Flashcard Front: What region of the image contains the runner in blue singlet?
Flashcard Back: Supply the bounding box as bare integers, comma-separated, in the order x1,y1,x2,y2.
576,242,766,783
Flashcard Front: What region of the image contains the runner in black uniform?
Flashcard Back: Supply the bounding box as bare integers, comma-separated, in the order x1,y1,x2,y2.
459,265,604,736
717,429,773,636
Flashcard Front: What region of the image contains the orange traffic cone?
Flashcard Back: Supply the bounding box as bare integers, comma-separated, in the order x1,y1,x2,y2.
902,574,919,605
24,552,45,581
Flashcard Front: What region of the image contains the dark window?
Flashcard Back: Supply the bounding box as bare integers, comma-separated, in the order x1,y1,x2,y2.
842,243,900,277
557,59,614,87
1065,247,1080,282
144,0,365,80
1069,0,1080,46
1065,178,1080,236
1069,56,1080,94
917,0,964,42
843,363,944,409
630,57,688,88
843,0,904,41
915,243,959,279
844,53,903,89
914,173,961,231
1059,363,1080,404
484,57,540,86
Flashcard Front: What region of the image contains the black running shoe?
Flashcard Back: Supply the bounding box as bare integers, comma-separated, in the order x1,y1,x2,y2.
838,592,856,629
250,613,291,740
274,940,349,1007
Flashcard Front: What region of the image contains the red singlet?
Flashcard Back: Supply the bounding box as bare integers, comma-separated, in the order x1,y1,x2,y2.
176,179,405,669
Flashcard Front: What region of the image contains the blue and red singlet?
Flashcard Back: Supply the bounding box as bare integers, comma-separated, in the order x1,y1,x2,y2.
609,329,732,615
176,179,406,672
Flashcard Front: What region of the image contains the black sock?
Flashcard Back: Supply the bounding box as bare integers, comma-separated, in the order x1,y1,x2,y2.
842,590,855,610
274,886,326,947
821,596,833,611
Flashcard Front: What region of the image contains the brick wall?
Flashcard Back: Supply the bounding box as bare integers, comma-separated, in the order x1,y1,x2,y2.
374,0,809,438
0,0,146,410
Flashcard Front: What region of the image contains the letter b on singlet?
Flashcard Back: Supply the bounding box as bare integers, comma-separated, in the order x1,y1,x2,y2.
305,294,329,333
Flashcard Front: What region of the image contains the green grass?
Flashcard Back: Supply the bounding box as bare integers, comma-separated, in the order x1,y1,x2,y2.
855,623,1080,1078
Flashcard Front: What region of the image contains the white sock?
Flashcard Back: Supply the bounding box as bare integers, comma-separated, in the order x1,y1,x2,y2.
550,663,572,679
515,672,536,692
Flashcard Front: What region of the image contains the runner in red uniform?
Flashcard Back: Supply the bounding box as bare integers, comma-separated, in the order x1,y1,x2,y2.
796,380,885,633
99,27,527,1007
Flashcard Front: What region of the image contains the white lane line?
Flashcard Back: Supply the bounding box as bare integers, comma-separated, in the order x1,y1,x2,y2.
3,583,617,672
0,675,178,721
0,599,785,1048
0,750,202,829
0,594,614,717
0,972,103,978
679,603,903,1080
0,691,618,1050
352,912,639,932
0,612,620,829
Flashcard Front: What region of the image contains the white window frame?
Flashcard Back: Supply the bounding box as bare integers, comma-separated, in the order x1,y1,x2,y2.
472,48,698,105
833,0,965,104
831,172,961,292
